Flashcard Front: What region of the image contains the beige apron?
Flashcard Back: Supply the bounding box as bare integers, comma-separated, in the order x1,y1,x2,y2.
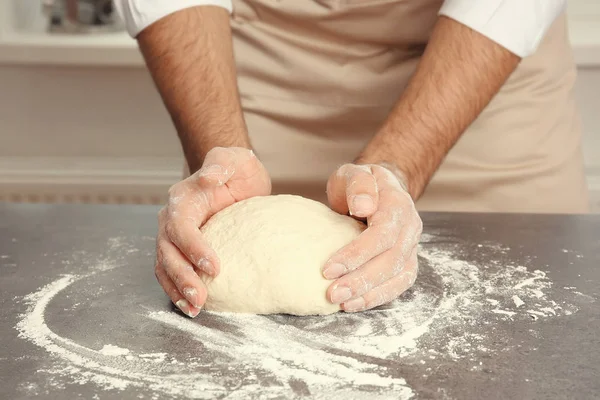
227,0,589,213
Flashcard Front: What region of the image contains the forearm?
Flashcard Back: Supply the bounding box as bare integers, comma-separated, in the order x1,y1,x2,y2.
356,16,520,199
137,6,249,173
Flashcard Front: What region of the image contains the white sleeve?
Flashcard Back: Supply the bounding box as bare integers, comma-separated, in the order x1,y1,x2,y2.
115,0,233,37
438,0,566,58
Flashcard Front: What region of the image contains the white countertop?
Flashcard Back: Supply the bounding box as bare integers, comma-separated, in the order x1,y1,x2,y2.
0,6,599,68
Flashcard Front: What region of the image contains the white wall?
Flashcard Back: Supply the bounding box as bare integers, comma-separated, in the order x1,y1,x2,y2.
0,65,182,204
0,65,178,158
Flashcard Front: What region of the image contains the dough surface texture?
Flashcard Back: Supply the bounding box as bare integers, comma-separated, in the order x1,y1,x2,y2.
200,195,365,315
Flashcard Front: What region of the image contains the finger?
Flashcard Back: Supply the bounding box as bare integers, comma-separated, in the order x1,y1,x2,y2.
163,214,220,276
327,243,417,303
322,217,398,279
341,248,419,312
155,263,202,318
334,164,379,218
322,186,405,280
345,166,378,218
327,164,378,217
161,187,221,275
156,235,208,310
323,164,420,280
162,147,270,278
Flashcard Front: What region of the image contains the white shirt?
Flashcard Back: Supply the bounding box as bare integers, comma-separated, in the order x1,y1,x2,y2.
115,0,566,58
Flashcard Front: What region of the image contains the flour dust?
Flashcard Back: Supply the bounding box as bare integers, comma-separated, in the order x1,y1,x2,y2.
15,234,584,399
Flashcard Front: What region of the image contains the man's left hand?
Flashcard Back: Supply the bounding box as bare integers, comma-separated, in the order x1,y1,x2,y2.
323,163,423,312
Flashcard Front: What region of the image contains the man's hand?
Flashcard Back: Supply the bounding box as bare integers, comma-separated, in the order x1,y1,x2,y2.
322,164,423,312
155,147,271,318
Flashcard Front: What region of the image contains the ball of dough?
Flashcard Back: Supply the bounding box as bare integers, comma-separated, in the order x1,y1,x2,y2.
200,195,366,315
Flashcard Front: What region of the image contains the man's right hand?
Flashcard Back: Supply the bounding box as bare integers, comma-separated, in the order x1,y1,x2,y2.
155,147,271,318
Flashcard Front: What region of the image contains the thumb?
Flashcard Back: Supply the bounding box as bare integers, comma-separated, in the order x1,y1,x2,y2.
327,164,378,218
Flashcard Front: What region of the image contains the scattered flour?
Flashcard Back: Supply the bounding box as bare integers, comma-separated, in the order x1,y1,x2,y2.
512,295,525,308
139,353,168,363
15,234,584,399
491,309,517,318
99,345,130,357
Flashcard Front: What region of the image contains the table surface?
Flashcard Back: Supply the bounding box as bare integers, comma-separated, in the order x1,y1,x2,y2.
0,203,599,400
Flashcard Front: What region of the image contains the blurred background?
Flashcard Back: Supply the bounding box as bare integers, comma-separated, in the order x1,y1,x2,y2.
0,0,599,210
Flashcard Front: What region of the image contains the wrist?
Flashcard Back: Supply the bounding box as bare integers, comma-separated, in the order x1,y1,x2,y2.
354,138,423,200
373,162,410,193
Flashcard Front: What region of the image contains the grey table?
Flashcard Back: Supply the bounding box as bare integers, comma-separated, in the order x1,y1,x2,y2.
0,203,598,400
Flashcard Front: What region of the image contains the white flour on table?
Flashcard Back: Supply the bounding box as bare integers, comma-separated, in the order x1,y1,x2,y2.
15,234,584,399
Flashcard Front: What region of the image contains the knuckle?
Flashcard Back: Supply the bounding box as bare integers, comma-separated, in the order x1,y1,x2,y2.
341,244,367,268
164,220,181,242
159,254,184,285
167,267,184,287
155,241,165,262
350,176,376,195
352,168,374,182
167,182,183,198
350,275,373,296
347,179,359,191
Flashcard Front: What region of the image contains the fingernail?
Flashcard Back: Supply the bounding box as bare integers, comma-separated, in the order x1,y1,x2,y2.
175,299,200,318
331,286,352,304
323,263,346,280
182,287,199,308
343,297,366,312
198,258,215,275
352,194,374,215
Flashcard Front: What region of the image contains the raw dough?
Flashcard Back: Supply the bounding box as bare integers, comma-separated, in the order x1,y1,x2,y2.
200,195,365,315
